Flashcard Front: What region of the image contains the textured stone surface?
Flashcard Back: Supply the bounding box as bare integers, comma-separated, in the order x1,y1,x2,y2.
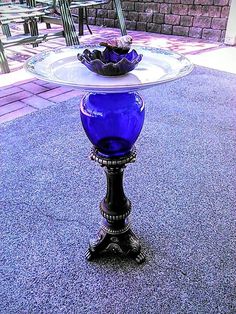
189,26,203,37
160,3,171,13
173,25,189,35
172,4,189,15
214,0,229,5
202,28,222,40
139,12,153,23
195,0,213,4
165,14,181,25
161,24,173,34
137,22,147,31
211,17,227,29
87,0,231,42
180,15,193,26
147,23,162,33
221,6,230,17
153,13,165,24
193,16,212,27
188,5,203,16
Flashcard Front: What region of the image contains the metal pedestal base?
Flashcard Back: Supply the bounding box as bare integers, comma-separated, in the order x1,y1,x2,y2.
86,147,145,264
85,227,145,264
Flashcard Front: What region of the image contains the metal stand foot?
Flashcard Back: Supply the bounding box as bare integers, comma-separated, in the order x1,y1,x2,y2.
86,227,145,264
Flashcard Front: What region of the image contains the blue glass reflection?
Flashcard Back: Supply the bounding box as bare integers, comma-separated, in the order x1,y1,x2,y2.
80,92,145,157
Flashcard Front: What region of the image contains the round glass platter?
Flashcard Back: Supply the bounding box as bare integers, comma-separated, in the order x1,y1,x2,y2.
24,45,194,93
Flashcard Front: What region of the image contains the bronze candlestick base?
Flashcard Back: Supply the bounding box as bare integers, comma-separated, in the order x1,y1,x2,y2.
85,147,145,264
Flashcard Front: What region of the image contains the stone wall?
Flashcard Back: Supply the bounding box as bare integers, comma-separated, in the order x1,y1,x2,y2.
87,0,231,42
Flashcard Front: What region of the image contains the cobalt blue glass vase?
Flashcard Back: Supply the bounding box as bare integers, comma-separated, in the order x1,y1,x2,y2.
80,92,145,157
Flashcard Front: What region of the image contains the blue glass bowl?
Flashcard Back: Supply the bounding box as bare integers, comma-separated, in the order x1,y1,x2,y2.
80,92,145,157
77,47,143,76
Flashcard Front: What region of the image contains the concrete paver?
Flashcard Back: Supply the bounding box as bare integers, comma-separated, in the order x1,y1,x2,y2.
19,82,49,94
0,90,32,106
0,101,26,116
50,90,83,103
0,105,37,124
22,95,56,109
38,86,74,99
0,87,22,98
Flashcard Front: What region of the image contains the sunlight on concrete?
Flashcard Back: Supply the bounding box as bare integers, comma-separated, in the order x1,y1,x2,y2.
187,46,236,74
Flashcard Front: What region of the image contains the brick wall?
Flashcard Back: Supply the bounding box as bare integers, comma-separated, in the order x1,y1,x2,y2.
87,0,231,42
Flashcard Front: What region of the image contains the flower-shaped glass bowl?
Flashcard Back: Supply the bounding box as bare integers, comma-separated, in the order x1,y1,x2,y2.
77,48,143,76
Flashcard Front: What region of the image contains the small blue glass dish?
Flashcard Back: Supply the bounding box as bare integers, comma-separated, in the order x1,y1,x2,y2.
77,47,143,76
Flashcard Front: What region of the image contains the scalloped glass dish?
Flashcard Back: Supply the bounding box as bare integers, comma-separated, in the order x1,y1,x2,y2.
25,45,194,93
77,48,143,76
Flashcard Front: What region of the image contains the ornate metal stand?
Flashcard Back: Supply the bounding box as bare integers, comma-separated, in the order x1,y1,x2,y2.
85,147,145,264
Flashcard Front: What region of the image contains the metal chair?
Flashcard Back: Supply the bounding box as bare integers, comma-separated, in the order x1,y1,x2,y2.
69,0,127,36
0,1,45,38
0,0,79,73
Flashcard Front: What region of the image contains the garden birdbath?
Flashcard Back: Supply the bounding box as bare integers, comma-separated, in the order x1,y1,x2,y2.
25,45,193,263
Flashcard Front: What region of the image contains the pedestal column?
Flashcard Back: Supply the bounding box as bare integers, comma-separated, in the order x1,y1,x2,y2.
80,92,145,263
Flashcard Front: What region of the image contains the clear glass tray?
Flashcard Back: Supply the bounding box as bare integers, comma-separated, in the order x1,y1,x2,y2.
25,45,193,93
